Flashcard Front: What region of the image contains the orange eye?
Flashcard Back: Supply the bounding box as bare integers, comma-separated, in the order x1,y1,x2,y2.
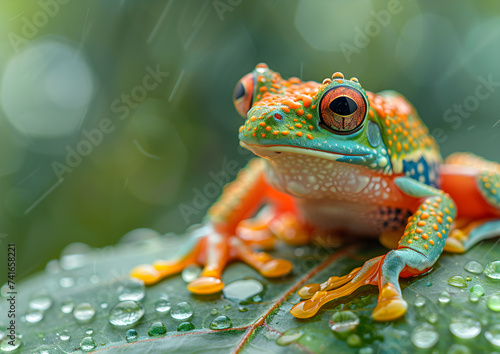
319,86,366,133
233,73,254,117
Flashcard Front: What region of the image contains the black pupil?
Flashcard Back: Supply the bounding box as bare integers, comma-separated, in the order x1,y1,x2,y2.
329,96,357,116
234,82,245,100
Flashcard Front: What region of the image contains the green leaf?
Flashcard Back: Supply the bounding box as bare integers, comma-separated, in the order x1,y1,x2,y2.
2,230,500,353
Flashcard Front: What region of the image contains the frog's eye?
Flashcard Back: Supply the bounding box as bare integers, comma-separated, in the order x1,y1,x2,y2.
319,86,367,133
233,73,254,117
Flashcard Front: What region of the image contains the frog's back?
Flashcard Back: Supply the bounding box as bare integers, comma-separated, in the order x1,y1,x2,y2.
367,90,442,188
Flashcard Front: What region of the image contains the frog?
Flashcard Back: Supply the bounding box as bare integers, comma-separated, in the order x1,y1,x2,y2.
131,63,500,321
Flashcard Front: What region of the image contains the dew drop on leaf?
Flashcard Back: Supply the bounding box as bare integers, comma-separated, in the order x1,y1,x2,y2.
447,275,467,288
484,324,500,347
148,322,167,336
25,311,43,323
427,313,438,324
449,313,481,339
109,300,145,326
469,292,480,303
470,284,484,296
209,315,232,330
29,294,53,311
346,333,362,347
276,328,303,346
170,301,193,320
222,279,264,302
177,322,195,331
73,302,96,322
0,338,21,351
58,330,70,341
85,328,93,335
438,291,451,304
117,278,145,301
329,310,360,333
60,300,75,314
414,297,426,308
484,261,500,280
210,308,218,315
447,343,472,354
59,276,75,288
487,295,500,311
155,298,171,313
181,265,202,283
238,307,248,312
125,329,138,343
80,336,96,352
464,260,484,274
411,323,439,349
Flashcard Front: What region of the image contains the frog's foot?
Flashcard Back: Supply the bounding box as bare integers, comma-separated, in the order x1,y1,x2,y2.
292,248,435,321
237,211,311,248
130,229,292,294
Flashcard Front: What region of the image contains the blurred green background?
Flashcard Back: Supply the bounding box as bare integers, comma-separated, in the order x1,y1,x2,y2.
1,0,499,281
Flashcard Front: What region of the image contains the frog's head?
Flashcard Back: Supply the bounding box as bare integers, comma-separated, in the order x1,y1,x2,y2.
234,64,391,176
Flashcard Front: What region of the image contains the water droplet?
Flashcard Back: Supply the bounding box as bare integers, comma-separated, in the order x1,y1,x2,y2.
470,284,484,296
448,275,467,288
276,327,303,346
80,336,96,352
29,294,53,311
414,297,426,308
469,292,480,303
438,291,451,304
487,295,500,311
181,265,202,283
223,279,264,302
294,247,305,256
118,278,145,301
0,330,5,342
100,302,108,309
25,311,43,323
59,276,75,288
427,313,438,324
411,323,439,348
484,260,500,279
346,334,361,348
155,298,171,313
58,330,70,341
209,315,232,330
148,322,167,336
60,300,74,314
177,322,195,331
485,324,500,347
73,302,96,322
238,307,248,312
90,275,100,284
447,343,472,354
464,260,484,274
0,338,21,351
425,282,432,287
359,347,374,354
170,302,193,320
125,329,138,343
449,312,481,339
210,309,218,316
329,311,360,333
224,304,232,310
252,295,263,302
109,300,145,326
85,328,93,335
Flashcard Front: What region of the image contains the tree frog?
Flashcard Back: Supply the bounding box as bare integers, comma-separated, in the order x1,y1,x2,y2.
131,63,500,321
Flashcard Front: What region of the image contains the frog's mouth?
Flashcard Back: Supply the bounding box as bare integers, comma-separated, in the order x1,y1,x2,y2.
240,142,370,162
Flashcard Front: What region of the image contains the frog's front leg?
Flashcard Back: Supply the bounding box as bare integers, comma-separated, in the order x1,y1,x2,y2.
130,158,301,294
291,177,456,321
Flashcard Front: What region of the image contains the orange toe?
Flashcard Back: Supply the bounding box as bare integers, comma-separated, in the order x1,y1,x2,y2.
260,259,293,277
297,283,321,299
372,284,407,321
187,276,225,294
130,264,162,285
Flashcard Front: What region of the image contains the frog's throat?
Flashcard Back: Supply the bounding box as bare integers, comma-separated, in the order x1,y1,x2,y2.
240,142,369,162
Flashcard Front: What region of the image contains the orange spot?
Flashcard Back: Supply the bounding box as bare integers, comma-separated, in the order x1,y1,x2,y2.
296,109,304,116
445,207,450,214
436,197,442,203
432,202,439,208
250,116,257,121
306,134,313,140
416,210,422,216
447,216,453,223
281,131,289,136
437,232,442,238
408,240,413,244
311,104,316,109
422,234,428,240
297,131,303,137
282,107,290,113
424,244,428,249
396,142,402,153
417,221,426,227
369,110,374,118
239,126,244,133
259,86,267,92
416,228,423,234
385,119,391,127
273,131,279,135
422,205,428,210
432,224,439,231
252,133,256,137
430,240,435,245
308,125,313,130
421,212,429,220
266,126,272,131
295,124,302,128
261,133,265,137
437,216,443,223
414,236,419,240
306,114,312,119
259,122,266,126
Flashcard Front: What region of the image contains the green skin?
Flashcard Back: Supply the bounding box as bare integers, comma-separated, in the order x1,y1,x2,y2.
232,64,500,320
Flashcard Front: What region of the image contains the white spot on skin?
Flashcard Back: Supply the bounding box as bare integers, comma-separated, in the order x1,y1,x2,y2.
417,163,425,174
307,176,316,184
287,181,309,196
